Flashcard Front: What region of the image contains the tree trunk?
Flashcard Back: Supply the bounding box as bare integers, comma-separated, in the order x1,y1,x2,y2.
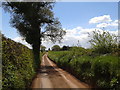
32,42,40,71
32,26,41,71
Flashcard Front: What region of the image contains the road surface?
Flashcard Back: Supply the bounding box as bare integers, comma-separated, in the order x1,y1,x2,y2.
31,53,91,89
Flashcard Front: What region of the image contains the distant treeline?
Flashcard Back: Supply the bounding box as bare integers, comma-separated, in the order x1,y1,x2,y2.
40,44,72,52
51,45,71,51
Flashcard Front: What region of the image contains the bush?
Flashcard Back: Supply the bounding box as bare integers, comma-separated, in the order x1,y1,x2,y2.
52,45,61,51
89,30,118,54
2,35,36,89
48,50,120,89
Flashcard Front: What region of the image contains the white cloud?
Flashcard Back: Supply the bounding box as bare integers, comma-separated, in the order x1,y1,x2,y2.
110,20,118,27
13,15,118,50
13,27,118,50
96,20,118,28
42,27,90,49
89,15,118,29
13,37,32,49
89,15,112,24
108,30,118,35
42,26,118,49
96,23,109,28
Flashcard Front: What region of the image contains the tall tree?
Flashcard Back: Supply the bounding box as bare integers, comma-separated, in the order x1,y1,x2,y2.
62,45,70,51
2,2,66,70
40,45,46,52
52,45,61,51
89,29,117,54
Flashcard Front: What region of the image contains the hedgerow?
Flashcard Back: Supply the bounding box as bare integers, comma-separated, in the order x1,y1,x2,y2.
2,35,36,89
48,49,120,89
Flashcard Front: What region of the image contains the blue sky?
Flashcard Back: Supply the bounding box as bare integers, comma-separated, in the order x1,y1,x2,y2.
53,2,118,28
1,2,118,48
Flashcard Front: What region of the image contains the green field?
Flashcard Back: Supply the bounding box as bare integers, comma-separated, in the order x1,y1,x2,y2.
48,48,120,89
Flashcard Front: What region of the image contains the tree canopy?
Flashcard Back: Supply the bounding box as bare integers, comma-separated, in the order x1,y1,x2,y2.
52,45,61,51
2,2,65,45
2,2,66,69
40,45,46,52
89,29,118,54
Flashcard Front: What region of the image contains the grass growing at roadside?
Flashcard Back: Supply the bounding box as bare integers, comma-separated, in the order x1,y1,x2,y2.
48,50,119,89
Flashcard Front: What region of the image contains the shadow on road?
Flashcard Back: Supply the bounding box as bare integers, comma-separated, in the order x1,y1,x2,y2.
39,65,59,75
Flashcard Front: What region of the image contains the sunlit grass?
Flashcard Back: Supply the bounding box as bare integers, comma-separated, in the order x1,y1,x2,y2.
48,50,119,89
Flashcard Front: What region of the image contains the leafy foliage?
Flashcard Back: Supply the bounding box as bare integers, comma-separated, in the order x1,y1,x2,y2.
40,45,46,52
2,35,36,89
2,2,66,69
48,48,120,89
61,45,70,51
52,45,61,51
89,30,118,54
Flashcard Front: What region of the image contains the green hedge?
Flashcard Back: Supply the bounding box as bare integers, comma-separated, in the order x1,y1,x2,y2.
2,35,36,89
48,51,120,89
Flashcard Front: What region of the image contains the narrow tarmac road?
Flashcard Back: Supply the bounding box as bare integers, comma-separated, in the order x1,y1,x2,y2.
31,53,91,89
